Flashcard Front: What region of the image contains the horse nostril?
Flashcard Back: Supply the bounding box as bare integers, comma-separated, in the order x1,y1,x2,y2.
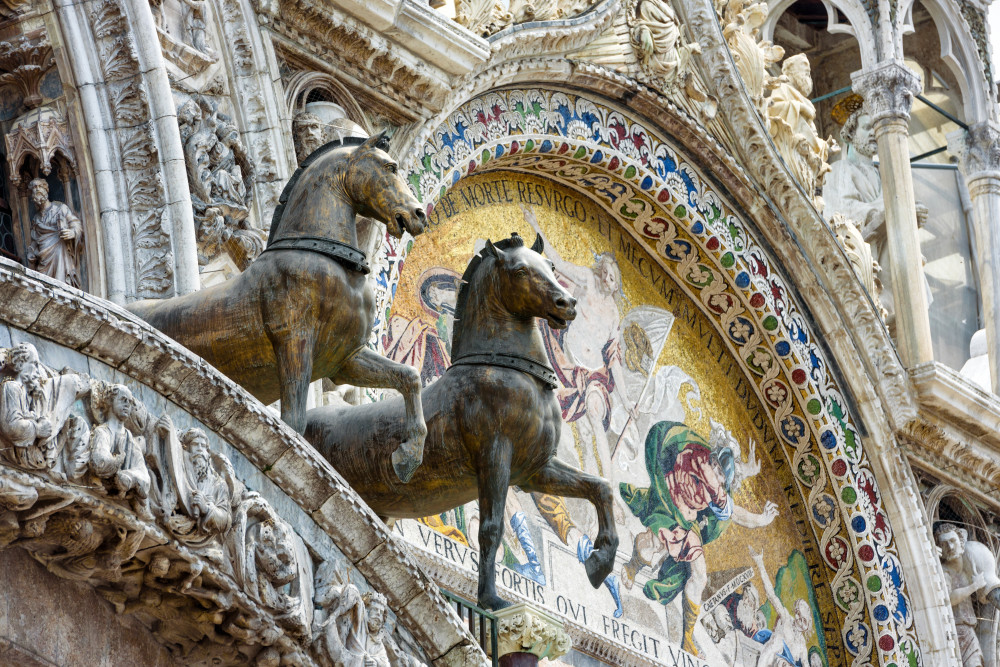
414,207,426,221
555,296,575,310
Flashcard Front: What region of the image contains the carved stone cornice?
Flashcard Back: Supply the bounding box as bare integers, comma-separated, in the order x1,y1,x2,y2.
494,604,571,662
905,362,1000,509
851,60,922,132
0,257,484,666
948,121,1000,183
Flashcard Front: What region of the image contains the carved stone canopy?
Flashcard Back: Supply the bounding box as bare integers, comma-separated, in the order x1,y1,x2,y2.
4,106,77,188
0,31,55,110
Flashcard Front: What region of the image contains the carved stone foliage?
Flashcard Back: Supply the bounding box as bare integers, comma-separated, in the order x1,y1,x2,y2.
88,0,175,296
177,95,261,268
0,32,56,110
950,121,1000,181
852,60,921,129
0,341,317,663
455,0,600,37
715,0,783,115
958,1,994,97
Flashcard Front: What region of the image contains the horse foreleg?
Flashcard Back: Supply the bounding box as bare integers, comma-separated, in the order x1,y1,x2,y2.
331,347,427,483
477,437,513,611
270,335,314,434
521,458,618,588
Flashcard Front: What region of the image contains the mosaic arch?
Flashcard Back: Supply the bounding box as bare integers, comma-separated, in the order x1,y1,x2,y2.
388,88,918,666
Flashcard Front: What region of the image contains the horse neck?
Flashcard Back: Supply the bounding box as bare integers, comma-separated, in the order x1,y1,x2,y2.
452,267,548,363
272,158,360,247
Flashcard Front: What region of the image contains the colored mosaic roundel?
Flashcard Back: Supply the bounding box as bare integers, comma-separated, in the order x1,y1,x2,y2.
393,88,918,665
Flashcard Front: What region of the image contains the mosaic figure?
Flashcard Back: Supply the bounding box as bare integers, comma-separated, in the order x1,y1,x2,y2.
619,420,777,653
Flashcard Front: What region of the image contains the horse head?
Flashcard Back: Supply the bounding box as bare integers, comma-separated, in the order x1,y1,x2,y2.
483,232,577,329
346,131,426,238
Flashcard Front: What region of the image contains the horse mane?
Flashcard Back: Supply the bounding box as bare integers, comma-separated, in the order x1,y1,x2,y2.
451,233,525,350
266,135,390,246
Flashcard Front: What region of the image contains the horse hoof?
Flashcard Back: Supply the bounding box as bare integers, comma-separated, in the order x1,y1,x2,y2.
391,447,421,483
585,552,613,588
478,594,512,611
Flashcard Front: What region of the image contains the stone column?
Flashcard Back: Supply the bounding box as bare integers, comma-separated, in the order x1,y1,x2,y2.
493,603,571,666
852,60,934,366
949,121,1000,393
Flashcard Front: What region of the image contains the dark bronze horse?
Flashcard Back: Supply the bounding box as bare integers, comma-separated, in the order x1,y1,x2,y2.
304,233,619,609
130,133,429,482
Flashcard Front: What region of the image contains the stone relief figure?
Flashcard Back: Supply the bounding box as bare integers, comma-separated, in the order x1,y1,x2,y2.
766,54,835,207
629,0,716,119
179,0,212,54
88,383,152,505
0,342,90,475
147,417,235,557
312,558,369,666
176,95,259,267
26,178,84,288
937,523,988,667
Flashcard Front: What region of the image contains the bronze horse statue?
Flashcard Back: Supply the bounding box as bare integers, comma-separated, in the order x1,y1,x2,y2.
130,133,429,482
304,233,620,610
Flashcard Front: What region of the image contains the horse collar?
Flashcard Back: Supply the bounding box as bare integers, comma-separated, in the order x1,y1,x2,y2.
450,352,559,389
262,236,369,274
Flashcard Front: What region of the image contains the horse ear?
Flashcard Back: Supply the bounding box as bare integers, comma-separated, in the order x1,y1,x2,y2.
483,239,499,258
530,233,544,254
363,130,391,153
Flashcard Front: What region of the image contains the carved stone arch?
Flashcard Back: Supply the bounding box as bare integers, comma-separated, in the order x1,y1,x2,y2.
760,0,880,66
915,0,994,124
398,85,943,664
926,484,997,551
283,71,367,127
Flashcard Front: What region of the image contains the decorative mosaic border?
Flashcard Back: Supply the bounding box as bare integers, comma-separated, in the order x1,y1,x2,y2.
397,89,919,666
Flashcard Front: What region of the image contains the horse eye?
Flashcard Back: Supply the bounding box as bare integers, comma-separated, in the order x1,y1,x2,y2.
386,163,398,174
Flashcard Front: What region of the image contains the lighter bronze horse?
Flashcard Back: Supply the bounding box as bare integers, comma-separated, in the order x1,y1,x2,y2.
304,233,619,610
130,133,429,482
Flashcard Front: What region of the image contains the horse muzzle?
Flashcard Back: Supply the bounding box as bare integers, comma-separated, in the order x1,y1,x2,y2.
545,294,577,329
394,206,426,237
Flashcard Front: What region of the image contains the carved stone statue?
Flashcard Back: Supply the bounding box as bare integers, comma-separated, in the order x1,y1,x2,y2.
292,111,325,165
0,342,90,474
26,178,84,288
823,95,882,232
936,523,987,666
823,94,930,322
766,54,834,206
88,383,152,503
179,0,212,54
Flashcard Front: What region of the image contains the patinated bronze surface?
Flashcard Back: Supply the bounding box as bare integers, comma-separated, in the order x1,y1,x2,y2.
305,233,620,610
130,133,429,481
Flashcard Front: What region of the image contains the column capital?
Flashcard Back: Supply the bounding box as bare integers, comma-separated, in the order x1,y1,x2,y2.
948,121,1000,181
852,60,922,129
494,603,571,663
